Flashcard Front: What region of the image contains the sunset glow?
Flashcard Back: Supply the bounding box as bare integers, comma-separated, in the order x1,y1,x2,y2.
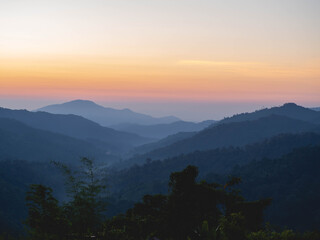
1,0,319,119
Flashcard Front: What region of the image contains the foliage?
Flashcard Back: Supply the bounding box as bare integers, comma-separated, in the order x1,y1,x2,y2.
18,162,320,240
25,185,68,240
25,158,106,239
104,165,271,240
56,158,107,236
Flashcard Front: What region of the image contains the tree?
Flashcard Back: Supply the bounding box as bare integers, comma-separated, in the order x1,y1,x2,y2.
25,158,107,239
53,158,107,238
104,165,271,240
25,185,67,240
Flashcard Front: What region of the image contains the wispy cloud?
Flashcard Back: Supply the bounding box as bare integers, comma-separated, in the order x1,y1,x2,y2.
177,60,262,66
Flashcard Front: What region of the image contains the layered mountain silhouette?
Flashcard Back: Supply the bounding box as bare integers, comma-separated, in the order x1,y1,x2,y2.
125,103,320,165
109,132,320,201
112,120,215,139
0,118,111,164
127,131,197,158
0,107,151,154
220,103,320,124
36,100,180,126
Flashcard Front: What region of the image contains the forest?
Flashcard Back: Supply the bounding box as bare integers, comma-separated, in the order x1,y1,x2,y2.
1,103,320,239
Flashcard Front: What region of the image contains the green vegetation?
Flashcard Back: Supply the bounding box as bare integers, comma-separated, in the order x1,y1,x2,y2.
25,158,107,240
21,163,319,240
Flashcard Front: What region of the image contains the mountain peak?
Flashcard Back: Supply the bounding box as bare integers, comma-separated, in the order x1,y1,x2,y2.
282,103,298,108
63,99,101,107
36,100,180,126
220,102,320,125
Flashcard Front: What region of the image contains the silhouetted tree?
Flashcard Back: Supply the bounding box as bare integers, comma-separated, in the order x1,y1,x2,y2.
53,158,107,238
25,185,67,240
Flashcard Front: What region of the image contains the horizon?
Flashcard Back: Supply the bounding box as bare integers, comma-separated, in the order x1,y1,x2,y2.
1,0,319,121
0,98,318,122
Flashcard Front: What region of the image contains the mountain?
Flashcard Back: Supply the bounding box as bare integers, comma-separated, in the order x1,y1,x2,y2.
125,115,320,165
2,133,320,234
0,107,151,154
223,145,320,230
112,120,215,139
108,132,320,202
311,107,320,111
126,131,197,158
0,160,66,234
220,103,320,125
0,118,111,164
36,100,180,126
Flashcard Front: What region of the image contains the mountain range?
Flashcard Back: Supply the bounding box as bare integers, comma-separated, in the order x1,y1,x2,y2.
112,120,215,139
0,107,151,155
36,100,180,126
124,103,320,165
1,101,320,234
109,132,320,202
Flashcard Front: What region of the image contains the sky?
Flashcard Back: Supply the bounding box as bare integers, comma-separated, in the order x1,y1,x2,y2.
0,0,320,121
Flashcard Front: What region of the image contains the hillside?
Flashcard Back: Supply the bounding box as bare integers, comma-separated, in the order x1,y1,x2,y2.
220,145,320,230
109,132,320,201
0,107,151,154
0,118,112,164
2,132,320,234
126,131,197,158
126,115,320,164
36,100,179,126
0,160,65,234
112,120,214,139
220,103,320,124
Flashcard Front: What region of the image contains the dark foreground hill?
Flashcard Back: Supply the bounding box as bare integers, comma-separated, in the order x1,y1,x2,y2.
109,132,320,201
109,142,320,231
1,133,320,235
0,107,151,154
126,115,320,165
0,160,65,234
215,145,320,230
36,99,179,126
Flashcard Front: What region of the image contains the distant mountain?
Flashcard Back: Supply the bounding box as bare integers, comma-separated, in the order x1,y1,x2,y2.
0,118,112,164
311,107,320,111
220,103,320,125
36,100,180,126
112,120,215,139
125,115,320,165
0,107,151,154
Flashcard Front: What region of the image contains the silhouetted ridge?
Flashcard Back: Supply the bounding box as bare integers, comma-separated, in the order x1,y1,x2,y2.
36,99,180,126
124,114,320,165
0,118,108,164
220,103,320,125
113,120,215,139
0,107,150,154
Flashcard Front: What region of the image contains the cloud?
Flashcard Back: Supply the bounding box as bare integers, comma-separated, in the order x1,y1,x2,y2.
177,60,262,66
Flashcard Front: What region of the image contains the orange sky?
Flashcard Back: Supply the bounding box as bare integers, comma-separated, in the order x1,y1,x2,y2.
0,0,320,118
1,55,319,103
